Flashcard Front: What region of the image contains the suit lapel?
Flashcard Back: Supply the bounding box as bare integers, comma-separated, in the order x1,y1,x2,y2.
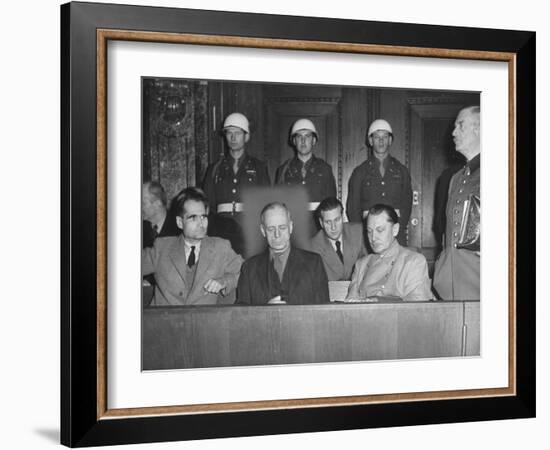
322,234,344,270
169,235,188,287
283,247,297,297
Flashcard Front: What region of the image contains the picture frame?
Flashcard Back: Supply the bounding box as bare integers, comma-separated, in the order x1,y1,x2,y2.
61,1,535,447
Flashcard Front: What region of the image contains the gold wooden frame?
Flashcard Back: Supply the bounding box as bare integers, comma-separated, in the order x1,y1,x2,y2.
95,29,517,420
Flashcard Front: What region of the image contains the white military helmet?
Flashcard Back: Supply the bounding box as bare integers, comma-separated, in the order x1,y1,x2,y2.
368,119,393,136
291,118,318,138
223,112,250,134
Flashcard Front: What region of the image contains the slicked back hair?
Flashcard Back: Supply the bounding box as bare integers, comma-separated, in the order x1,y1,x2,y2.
367,204,399,225
173,187,209,217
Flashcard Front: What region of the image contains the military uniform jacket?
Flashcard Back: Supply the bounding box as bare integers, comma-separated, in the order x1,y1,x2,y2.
309,222,367,281
203,152,270,212
346,155,412,226
142,235,243,306
275,155,337,202
433,154,480,300
347,240,432,301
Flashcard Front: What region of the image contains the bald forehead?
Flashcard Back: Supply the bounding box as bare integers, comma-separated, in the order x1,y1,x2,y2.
262,205,290,224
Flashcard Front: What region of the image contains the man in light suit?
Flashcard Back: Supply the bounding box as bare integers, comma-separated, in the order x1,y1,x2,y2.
237,202,329,305
310,197,367,281
142,187,243,306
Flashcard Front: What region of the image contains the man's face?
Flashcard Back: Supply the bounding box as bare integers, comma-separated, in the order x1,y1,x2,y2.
141,187,156,221
292,130,316,157
369,130,392,156
261,206,293,253
366,211,399,254
452,110,479,156
176,199,208,242
319,206,344,241
224,126,249,152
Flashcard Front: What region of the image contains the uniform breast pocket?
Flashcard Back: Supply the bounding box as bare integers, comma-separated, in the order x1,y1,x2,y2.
362,175,375,187
245,170,257,184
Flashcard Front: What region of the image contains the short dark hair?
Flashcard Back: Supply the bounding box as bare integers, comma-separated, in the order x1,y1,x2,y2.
317,197,343,216
144,181,167,207
173,187,209,217
260,201,290,225
367,204,399,225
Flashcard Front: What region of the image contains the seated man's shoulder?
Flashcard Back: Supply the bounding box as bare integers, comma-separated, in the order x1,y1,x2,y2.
154,235,180,249
309,229,325,248
400,246,428,264
204,235,232,250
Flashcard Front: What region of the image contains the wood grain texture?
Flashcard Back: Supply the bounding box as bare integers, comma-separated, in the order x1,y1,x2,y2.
142,302,478,370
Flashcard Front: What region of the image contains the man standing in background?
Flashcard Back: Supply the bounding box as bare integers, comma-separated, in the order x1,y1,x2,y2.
346,119,412,245
203,112,271,255
433,106,481,300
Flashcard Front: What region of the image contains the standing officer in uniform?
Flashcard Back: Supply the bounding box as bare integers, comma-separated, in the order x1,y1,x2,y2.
203,112,270,256
346,119,412,245
275,118,337,235
433,106,480,300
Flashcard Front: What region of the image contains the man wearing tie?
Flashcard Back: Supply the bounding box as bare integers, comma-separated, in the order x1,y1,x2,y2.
310,197,367,281
142,187,243,306
237,202,329,305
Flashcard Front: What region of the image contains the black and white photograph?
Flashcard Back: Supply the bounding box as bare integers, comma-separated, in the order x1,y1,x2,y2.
141,77,481,370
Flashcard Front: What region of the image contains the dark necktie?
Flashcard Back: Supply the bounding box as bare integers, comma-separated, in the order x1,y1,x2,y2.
232,157,240,174
379,161,385,177
187,246,196,268
335,240,344,263
301,162,307,179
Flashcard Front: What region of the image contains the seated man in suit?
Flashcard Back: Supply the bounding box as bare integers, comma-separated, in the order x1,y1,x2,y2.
237,202,329,305
310,197,367,281
346,204,432,302
142,187,243,306
142,181,180,249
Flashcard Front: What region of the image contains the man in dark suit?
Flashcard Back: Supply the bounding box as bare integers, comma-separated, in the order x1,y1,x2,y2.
310,197,367,281
237,202,329,305
143,187,243,306
142,181,180,248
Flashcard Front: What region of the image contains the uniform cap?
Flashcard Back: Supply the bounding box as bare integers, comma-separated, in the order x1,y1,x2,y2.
368,119,393,136
223,112,250,134
291,118,318,137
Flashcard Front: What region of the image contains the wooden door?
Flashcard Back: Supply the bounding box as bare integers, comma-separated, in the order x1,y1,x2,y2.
263,86,342,194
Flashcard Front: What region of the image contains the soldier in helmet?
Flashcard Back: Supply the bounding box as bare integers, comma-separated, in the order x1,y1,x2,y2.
203,112,270,256
346,118,412,245
275,118,337,235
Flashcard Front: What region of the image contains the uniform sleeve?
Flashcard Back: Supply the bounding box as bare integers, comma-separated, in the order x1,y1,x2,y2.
202,163,217,212
346,168,362,223
400,165,413,229
220,241,244,295
274,162,285,185
326,165,337,199
402,254,433,301
236,260,252,305
258,161,271,186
